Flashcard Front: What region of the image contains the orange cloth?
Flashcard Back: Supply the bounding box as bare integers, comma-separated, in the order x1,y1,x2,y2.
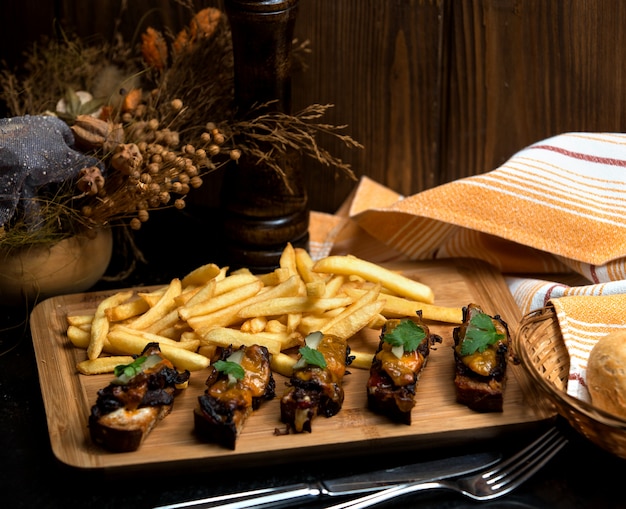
309,132,626,401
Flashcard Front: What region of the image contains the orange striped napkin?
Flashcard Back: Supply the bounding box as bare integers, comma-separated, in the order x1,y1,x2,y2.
308,132,626,401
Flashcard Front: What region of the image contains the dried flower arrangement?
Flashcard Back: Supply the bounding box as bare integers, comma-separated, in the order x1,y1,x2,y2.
0,4,360,254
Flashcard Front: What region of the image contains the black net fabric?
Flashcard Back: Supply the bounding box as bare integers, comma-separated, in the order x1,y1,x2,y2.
0,115,103,228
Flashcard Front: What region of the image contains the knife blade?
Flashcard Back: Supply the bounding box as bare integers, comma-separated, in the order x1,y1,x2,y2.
153,450,501,509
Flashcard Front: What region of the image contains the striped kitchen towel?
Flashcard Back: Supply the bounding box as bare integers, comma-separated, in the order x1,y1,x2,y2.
309,132,626,400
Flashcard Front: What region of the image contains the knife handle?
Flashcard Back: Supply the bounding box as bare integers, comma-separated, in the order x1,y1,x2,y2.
154,483,322,509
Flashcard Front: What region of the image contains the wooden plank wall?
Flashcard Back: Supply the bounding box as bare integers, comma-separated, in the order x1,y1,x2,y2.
1,0,625,214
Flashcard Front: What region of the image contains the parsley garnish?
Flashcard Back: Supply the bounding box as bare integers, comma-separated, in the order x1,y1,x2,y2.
114,356,147,379
298,345,327,369
214,360,245,381
383,320,427,354
460,312,505,355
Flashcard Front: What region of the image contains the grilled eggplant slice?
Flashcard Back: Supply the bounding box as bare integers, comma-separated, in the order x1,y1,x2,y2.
280,332,350,433
89,342,190,452
452,303,510,412
367,317,439,424
194,344,275,449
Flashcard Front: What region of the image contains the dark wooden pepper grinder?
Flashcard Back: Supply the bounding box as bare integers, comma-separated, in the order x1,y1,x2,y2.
221,0,309,272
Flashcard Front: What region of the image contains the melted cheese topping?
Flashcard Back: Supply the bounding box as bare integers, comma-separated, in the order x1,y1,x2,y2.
99,406,158,430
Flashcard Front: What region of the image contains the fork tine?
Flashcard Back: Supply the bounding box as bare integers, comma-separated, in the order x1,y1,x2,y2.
482,427,562,479
479,427,568,497
327,427,569,508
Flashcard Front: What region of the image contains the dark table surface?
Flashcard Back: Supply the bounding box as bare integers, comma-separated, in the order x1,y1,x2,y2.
1,208,625,509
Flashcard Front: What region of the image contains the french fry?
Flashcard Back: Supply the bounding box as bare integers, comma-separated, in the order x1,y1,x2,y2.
198,344,219,360
279,242,298,277
313,255,435,304
323,274,346,298
198,327,283,355
105,298,150,322
367,313,387,329
181,262,221,288
322,300,386,340
66,314,94,327
179,279,263,321
237,296,353,318
294,247,325,284
107,329,210,371
70,325,126,354
87,290,133,360
342,285,463,324
76,356,134,375
239,316,268,333
304,280,325,297
286,312,301,334
187,275,301,330
67,324,91,348
137,286,167,307
128,278,182,330
214,273,260,296
348,349,374,370
143,308,184,334
380,294,462,323
108,325,199,351
320,283,380,333
281,331,304,350
270,352,297,377
265,319,287,333
256,267,290,286
180,330,202,342
179,279,216,307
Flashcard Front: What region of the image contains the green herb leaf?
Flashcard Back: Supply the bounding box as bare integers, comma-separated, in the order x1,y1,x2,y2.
383,320,427,353
298,345,327,369
460,312,505,355
114,356,147,378
113,356,153,384
214,360,245,381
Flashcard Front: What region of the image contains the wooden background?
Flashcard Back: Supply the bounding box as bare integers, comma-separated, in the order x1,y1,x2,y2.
2,0,625,213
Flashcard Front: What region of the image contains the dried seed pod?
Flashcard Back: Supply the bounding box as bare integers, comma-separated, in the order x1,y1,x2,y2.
71,115,113,151
212,132,225,145
111,143,144,175
170,99,183,111
76,166,105,196
190,176,203,188
130,217,142,230
137,209,149,222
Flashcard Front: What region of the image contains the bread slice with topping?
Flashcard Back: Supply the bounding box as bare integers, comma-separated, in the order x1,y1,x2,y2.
89,342,190,452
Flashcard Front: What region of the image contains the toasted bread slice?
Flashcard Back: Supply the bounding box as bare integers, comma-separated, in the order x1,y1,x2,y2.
88,342,190,452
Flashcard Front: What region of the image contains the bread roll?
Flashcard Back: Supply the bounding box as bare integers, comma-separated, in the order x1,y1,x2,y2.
587,330,626,419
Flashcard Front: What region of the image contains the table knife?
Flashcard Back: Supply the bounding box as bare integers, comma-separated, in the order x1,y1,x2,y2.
153,450,501,509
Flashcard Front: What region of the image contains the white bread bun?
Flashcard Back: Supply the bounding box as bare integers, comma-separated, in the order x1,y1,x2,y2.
587,330,626,419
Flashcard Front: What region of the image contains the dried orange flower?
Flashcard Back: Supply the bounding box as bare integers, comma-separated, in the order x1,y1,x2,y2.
173,7,222,56
141,27,168,71
121,88,143,113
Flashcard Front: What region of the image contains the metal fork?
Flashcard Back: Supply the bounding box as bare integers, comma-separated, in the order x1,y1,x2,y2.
327,426,568,509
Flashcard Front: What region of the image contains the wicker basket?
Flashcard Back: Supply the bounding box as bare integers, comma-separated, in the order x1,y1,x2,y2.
515,305,626,459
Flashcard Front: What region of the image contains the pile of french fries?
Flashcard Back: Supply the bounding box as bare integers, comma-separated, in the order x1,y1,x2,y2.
67,244,463,378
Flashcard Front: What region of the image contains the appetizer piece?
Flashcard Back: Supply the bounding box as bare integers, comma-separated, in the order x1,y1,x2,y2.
367,316,440,424
280,331,350,433
194,344,275,450
452,303,511,412
89,342,190,452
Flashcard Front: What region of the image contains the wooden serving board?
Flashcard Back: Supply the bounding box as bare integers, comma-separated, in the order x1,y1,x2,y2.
30,258,555,472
